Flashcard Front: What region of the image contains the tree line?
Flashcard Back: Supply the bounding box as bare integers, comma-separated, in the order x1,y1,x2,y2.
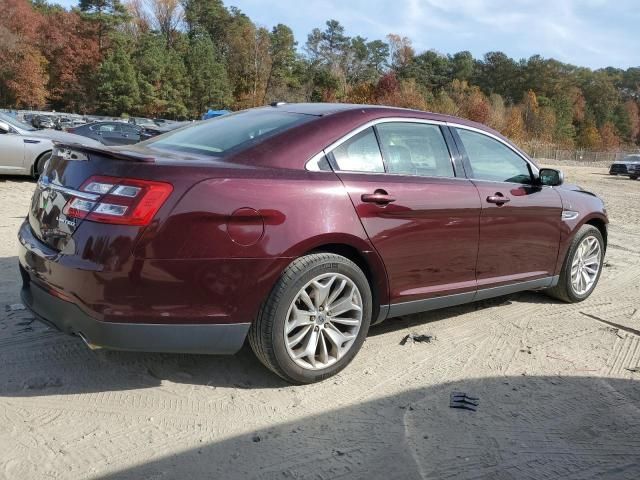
1,0,639,151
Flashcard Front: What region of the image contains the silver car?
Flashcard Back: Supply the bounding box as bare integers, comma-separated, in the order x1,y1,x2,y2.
0,112,100,177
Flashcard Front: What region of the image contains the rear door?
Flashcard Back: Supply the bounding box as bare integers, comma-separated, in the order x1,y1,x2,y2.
330,122,481,311
452,127,563,292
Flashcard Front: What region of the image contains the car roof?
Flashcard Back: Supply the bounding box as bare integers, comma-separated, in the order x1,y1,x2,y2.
270,102,484,128
231,103,517,170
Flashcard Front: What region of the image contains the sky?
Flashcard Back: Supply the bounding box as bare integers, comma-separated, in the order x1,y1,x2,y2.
55,0,640,69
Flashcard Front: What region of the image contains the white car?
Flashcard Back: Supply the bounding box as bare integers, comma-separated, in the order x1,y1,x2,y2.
0,112,101,177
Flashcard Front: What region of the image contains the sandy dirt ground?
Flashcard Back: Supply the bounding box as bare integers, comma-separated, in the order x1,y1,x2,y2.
0,165,639,479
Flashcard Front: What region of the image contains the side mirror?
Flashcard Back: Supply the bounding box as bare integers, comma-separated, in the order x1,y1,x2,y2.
0,121,10,134
539,168,564,186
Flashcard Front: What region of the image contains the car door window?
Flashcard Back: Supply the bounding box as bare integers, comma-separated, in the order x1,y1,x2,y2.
376,122,454,177
95,124,118,133
456,128,532,184
121,125,140,135
330,127,384,173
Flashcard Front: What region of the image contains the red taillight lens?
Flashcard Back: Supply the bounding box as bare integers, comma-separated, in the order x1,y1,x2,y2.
63,175,173,226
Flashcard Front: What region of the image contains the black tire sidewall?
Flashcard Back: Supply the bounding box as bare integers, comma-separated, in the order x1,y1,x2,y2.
34,151,51,178
270,256,372,383
563,226,604,302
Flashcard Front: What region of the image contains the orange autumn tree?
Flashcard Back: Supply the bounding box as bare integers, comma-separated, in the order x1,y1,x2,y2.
0,0,48,108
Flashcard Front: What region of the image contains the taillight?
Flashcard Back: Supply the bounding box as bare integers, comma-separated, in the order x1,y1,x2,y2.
62,175,173,226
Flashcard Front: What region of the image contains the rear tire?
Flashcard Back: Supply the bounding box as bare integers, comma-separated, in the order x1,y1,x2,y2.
249,253,372,384
545,225,604,303
631,175,638,180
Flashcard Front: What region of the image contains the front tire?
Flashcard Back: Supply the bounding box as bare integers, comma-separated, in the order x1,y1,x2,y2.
33,151,51,178
249,253,372,384
546,225,604,303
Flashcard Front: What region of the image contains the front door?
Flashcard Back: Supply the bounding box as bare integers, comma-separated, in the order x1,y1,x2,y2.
0,130,26,174
331,123,481,310
452,127,563,292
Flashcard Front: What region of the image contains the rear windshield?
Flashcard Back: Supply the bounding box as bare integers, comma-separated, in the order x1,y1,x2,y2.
144,109,313,157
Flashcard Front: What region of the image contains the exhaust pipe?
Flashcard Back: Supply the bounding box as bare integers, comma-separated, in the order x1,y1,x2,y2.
76,332,102,351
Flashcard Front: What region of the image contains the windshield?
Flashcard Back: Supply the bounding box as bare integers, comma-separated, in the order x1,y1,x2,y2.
0,112,36,131
145,109,313,157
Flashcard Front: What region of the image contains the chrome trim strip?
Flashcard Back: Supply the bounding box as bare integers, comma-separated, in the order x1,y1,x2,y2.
380,276,558,320
38,177,100,201
561,210,580,221
305,116,539,177
387,291,476,318
473,276,557,302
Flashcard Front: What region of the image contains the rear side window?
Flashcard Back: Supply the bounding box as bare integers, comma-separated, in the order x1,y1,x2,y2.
456,128,532,184
331,127,384,173
376,122,454,177
146,109,313,157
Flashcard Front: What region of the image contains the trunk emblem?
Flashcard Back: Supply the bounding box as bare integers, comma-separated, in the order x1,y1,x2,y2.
56,216,77,228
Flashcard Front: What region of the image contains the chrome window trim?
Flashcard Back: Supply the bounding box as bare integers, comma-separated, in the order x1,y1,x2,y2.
308,118,461,179
37,177,100,201
305,117,539,179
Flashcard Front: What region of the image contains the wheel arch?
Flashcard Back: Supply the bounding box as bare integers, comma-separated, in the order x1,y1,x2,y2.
294,238,390,324
583,215,608,251
31,149,52,177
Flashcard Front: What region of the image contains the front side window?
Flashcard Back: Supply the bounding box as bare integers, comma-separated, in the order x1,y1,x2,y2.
456,128,532,184
376,122,454,177
330,127,385,173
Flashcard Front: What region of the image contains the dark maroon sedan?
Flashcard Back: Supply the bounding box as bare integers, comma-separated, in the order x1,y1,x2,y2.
18,103,608,383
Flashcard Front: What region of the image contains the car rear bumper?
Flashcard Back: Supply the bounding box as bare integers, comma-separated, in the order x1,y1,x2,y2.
20,267,250,354
16,219,292,354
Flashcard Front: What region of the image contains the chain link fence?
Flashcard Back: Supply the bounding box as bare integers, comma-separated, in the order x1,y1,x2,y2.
522,142,640,164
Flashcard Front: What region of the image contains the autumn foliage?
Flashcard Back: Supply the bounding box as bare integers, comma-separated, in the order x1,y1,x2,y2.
1,1,639,152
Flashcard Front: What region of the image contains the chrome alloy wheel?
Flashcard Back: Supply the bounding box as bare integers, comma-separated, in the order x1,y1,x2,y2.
570,235,602,296
284,273,363,370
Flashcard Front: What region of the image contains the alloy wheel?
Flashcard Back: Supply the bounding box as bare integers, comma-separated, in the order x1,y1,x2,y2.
570,235,602,296
284,273,363,370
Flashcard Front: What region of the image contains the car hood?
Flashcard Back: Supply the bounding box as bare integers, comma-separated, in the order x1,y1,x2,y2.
24,129,103,147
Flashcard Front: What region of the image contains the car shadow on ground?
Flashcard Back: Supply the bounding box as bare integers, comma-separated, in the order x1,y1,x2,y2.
0,175,36,183
0,253,564,396
91,375,640,479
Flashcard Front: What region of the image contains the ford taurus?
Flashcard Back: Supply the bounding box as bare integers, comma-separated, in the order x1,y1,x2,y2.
18,103,608,383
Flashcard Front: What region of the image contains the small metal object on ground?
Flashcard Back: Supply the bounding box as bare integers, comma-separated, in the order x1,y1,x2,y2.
450,392,479,411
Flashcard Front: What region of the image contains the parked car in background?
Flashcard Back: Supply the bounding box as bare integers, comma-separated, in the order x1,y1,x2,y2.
32,115,56,129
18,104,608,383
627,163,640,180
609,154,640,176
128,117,158,129
55,117,74,131
0,112,100,176
68,121,144,146
139,120,192,140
